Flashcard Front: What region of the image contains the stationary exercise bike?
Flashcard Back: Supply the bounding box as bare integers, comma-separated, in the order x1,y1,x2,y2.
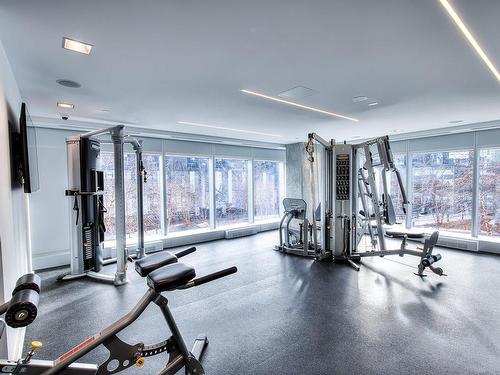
0,247,237,374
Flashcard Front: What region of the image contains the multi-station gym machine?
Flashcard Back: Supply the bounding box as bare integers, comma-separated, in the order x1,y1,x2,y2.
276,133,445,277
59,125,147,286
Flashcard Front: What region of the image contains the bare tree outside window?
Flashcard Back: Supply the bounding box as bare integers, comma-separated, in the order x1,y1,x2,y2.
254,160,282,221
479,148,500,237
101,152,162,241
412,150,474,234
165,156,210,232
215,158,248,226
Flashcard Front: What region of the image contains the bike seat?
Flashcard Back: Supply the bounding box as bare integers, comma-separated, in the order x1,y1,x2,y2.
147,263,196,292
135,252,178,277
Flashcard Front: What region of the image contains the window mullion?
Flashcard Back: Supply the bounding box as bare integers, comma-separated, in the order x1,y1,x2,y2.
248,159,254,224
209,156,216,229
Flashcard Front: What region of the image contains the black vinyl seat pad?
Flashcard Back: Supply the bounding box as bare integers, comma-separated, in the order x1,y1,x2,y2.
147,263,196,292
135,252,178,277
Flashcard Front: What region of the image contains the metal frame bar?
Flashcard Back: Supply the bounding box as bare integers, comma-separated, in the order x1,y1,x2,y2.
111,126,128,286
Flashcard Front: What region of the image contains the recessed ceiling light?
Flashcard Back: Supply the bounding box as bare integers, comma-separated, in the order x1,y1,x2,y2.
62,37,93,55
241,89,359,122
368,102,379,107
57,102,74,109
56,79,81,88
438,0,500,82
352,96,368,103
449,120,463,124
177,121,283,138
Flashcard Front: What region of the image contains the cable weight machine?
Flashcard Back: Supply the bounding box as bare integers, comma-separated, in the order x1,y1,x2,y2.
276,133,445,277
58,125,148,286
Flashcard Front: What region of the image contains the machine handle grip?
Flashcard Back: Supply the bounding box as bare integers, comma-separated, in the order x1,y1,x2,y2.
394,168,408,214
13,273,41,295
0,319,5,341
174,247,196,259
190,266,238,288
0,302,8,316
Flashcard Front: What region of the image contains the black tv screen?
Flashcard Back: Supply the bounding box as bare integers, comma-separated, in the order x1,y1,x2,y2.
19,103,40,193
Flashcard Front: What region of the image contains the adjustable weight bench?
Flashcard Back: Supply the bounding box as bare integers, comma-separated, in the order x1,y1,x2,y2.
134,246,196,277
1,249,237,375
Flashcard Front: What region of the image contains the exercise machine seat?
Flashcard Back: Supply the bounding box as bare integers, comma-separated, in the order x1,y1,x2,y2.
135,252,178,277
147,263,196,292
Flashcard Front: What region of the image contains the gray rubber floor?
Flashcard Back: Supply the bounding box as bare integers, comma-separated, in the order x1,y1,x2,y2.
25,231,500,374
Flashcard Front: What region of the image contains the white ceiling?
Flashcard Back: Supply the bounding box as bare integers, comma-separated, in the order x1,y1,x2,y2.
1,0,499,144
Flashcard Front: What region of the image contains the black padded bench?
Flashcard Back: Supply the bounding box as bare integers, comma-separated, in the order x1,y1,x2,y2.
147,263,196,292
135,252,178,277
135,247,196,277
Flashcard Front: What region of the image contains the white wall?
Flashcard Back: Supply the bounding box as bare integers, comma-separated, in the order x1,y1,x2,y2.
29,128,77,269
0,41,30,359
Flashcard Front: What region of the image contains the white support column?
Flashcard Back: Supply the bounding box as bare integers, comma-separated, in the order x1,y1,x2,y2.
159,151,167,237
279,161,286,216
209,156,216,229
248,159,254,224
471,133,480,237
162,143,168,237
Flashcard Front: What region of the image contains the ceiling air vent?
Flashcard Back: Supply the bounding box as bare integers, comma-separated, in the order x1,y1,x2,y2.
278,86,318,100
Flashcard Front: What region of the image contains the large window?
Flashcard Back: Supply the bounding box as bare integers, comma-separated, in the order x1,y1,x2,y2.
142,154,162,239
215,158,249,226
254,160,282,221
165,156,210,233
389,153,407,223
98,146,286,243
412,150,474,234
101,152,138,241
479,148,500,237
101,152,162,241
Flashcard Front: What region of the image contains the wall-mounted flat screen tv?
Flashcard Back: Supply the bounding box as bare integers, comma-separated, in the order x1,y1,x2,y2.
19,102,40,193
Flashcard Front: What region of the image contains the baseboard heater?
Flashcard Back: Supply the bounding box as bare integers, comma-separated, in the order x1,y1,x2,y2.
225,227,259,239
437,236,478,252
